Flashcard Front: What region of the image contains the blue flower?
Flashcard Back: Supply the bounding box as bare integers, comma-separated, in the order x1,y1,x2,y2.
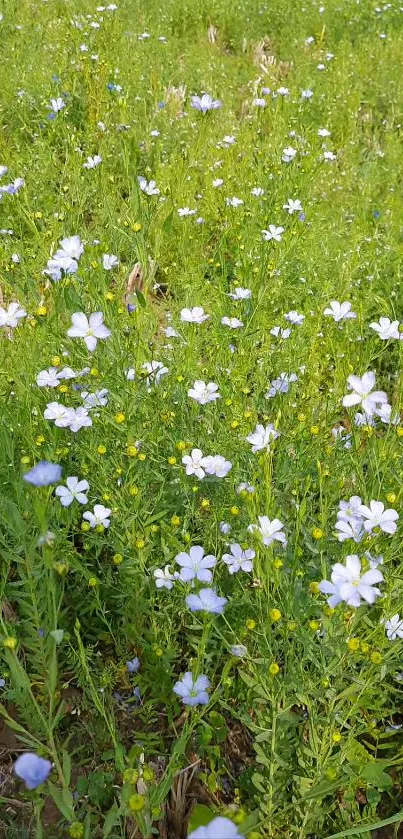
14,753,52,789
173,672,210,706
23,461,62,487
126,657,140,673
0,678,5,688
186,587,227,615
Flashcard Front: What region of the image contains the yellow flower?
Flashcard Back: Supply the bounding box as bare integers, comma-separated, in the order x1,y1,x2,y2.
397,427,403,438
128,793,145,812
230,420,239,429
115,413,125,424
309,581,320,594
35,305,47,316
308,620,320,631
269,662,279,676
370,651,382,664
269,608,281,622
58,384,68,393
386,492,396,504
135,539,145,549
312,528,324,540
35,435,45,446
273,558,283,570
176,441,186,451
168,456,177,465
155,647,163,657
347,638,360,652
97,445,107,455
297,413,306,422
131,222,142,232
123,768,139,785
129,486,139,496
360,641,369,654
127,445,138,457
81,522,91,532
54,561,68,576
68,824,84,839
21,456,30,465
332,732,341,743
246,619,256,630
90,367,99,377
3,636,17,650
88,577,98,587
310,425,319,435
113,553,123,565
200,498,210,509
138,453,146,462
230,506,240,516
51,356,61,367
105,291,114,301
171,515,180,526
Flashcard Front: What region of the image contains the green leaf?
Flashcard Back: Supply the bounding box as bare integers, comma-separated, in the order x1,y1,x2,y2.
361,763,393,790
325,810,403,838
135,288,146,308
47,782,75,820
162,209,173,234
103,804,121,837
188,804,215,832
238,670,256,688
62,750,71,786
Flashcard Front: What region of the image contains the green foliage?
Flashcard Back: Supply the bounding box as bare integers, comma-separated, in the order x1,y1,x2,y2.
0,0,403,836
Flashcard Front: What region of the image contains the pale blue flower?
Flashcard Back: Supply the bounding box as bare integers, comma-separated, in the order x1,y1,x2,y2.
23,461,62,487
188,816,244,838
173,672,210,706
14,753,52,789
186,587,227,614
126,657,140,673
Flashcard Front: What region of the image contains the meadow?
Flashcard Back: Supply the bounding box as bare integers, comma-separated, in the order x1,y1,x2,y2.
0,0,403,836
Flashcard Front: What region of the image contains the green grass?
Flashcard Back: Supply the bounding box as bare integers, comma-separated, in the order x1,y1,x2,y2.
0,0,403,837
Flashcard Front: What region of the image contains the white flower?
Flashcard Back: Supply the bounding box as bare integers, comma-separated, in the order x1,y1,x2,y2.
56,235,84,262
256,516,287,547
230,645,247,658
282,146,297,163
228,287,251,300
358,500,398,535
67,312,111,351
221,316,244,329
285,310,304,325
301,89,313,99
335,518,364,543
191,93,221,113
277,87,289,96
188,380,220,405
247,423,279,453
201,455,232,478
178,207,196,217
266,372,297,398
212,178,224,187
376,403,400,425
383,614,403,641
251,187,264,197
103,254,119,270
50,97,66,112
262,225,284,242
270,326,291,339
180,306,209,324
138,176,160,196
36,367,62,388
369,317,400,340
55,476,89,506
252,97,266,107
319,555,383,608
182,448,206,480
0,301,27,328
342,372,388,416
323,151,336,161
318,128,331,136
324,300,356,322
222,543,255,574
83,155,102,169
175,545,216,583
83,504,111,528
67,407,92,432
338,496,363,521
225,197,244,207
141,361,169,388
81,389,109,408
154,565,175,590
219,521,232,535
44,402,74,428
283,199,302,214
